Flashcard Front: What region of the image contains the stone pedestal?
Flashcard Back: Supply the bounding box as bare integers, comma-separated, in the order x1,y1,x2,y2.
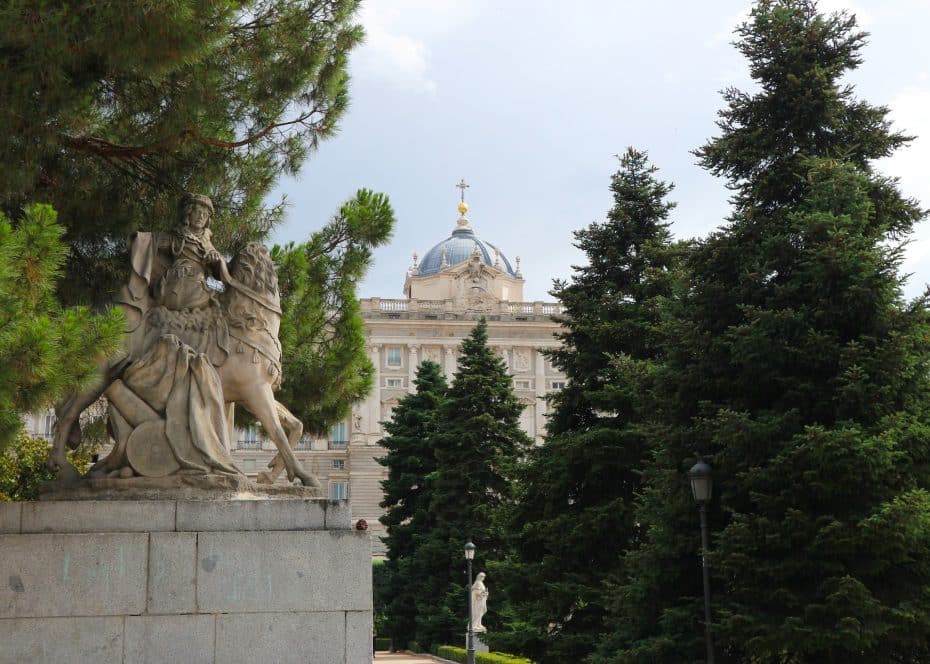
465,632,490,653
0,499,371,664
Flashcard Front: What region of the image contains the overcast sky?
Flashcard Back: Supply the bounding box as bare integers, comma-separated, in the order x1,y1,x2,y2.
270,0,930,302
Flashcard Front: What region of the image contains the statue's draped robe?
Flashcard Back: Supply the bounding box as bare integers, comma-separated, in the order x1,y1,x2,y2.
94,231,241,477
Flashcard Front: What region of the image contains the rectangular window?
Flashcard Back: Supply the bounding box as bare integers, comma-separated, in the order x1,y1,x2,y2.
329,422,348,449
42,412,56,441
386,347,402,367
550,381,567,390
514,379,532,390
329,481,349,500
295,434,312,450
331,459,345,470
238,425,261,449
385,378,403,388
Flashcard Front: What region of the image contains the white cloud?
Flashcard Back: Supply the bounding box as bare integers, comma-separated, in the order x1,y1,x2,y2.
881,85,930,293
351,1,476,96
353,4,436,95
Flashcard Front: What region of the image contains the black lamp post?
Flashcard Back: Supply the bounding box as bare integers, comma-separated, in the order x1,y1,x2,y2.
688,460,715,664
464,541,476,664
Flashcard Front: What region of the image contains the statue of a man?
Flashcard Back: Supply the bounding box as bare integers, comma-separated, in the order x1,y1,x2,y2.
470,572,489,633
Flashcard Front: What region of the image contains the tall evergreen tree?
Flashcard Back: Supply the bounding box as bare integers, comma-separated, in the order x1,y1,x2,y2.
378,360,449,649
492,149,681,663
413,319,532,650
600,2,930,662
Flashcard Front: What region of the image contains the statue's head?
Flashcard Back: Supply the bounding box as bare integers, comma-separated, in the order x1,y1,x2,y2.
178,193,214,233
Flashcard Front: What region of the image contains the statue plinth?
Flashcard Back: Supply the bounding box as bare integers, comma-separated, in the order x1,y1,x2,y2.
0,498,372,664
38,473,323,502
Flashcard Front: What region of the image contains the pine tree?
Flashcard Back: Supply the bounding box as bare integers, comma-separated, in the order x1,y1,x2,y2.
600,2,930,662
491,149,681,663
0,1,363,306
378,360,449,649
413,319,532,650
0,204,123,453
2,3,385,438
274,189,395,433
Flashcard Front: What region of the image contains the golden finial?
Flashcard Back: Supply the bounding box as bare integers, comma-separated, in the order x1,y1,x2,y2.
456,178,470,215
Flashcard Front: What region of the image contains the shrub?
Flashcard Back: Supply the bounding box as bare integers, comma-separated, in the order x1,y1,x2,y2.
374,637,391,651
435,645,533,664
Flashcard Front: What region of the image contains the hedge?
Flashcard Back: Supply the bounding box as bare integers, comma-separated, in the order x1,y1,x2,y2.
434,645,533,664
374,637,391,651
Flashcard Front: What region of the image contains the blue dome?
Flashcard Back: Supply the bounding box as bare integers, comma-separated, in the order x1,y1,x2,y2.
418,226,517,277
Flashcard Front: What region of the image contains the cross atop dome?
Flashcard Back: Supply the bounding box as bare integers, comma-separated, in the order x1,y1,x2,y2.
456,178,470,215
454,178,473,232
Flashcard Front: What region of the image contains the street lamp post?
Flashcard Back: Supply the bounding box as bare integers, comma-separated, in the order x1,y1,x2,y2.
688,460,715,664
464,541,476,664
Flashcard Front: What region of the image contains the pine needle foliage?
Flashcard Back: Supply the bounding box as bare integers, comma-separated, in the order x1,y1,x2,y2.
599,2,930,662
273,189,394,433
491,149,682,663
0,204,123,452
410,319,532,650
378,360,449,650
0,0,363,306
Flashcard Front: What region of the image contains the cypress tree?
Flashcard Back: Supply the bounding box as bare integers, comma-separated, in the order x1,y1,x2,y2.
414,319,532,650
492,149,681,663
600,2,930,662
378,360,449,649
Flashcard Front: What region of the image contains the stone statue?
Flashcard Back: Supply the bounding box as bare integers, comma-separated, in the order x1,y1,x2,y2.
470,572,489,633
49,194,320,492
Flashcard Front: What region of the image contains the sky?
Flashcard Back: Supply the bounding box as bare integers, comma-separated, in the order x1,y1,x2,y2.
270,0,930,302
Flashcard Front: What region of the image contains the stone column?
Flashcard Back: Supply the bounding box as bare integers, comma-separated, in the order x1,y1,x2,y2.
534,348,547,444
444,345,458,381
368,344,381,437
408,344,419,393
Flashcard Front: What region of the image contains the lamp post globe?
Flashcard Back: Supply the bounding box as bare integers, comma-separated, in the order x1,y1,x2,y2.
688,459,713,504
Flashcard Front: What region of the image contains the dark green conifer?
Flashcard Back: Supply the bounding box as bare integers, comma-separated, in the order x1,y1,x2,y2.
492,149,680,663
414,319,532,649
378,360,449,649
600,3,930,662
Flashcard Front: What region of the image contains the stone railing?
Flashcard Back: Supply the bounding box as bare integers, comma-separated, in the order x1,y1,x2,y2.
360,297,564,318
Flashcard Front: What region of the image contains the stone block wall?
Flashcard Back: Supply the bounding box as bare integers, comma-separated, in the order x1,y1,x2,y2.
0,499,371,664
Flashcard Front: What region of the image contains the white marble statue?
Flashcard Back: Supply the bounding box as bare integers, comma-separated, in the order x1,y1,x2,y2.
470,572,489,633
